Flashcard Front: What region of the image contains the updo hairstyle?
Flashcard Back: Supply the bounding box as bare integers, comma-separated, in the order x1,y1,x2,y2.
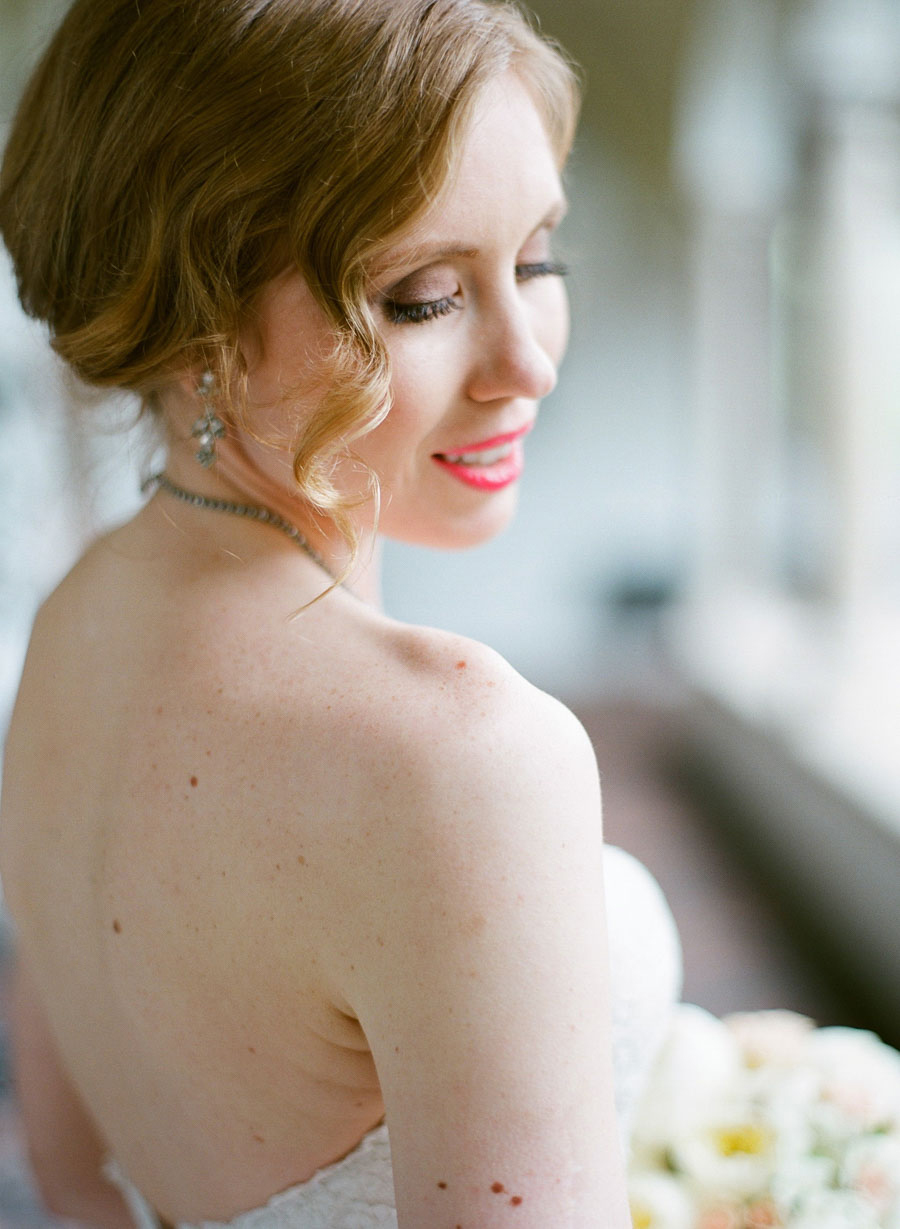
0,0,579,545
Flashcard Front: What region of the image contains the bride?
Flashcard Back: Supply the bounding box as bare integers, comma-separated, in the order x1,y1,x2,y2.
0,1,680,1225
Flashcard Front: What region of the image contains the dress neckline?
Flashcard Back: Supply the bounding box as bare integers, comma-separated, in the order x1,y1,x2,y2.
105,1122,391,1229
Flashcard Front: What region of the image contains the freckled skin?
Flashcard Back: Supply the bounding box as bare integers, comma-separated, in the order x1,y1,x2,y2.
510,1195,523,1206
437,1181,447,1190
0,81,635,1227
112,920,122,934
491,1182,505,1194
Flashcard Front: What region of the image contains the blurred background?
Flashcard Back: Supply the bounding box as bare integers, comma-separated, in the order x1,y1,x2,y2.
1,0,900,1217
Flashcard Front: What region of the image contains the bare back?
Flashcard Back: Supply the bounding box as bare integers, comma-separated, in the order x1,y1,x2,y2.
1,500,630,1228
1,507,442,1218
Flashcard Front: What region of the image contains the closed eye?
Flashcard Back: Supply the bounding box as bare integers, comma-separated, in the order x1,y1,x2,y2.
384,261,569,325
384,296,461,325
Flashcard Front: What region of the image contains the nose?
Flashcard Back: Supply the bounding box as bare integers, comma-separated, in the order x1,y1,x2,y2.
466,298,559,404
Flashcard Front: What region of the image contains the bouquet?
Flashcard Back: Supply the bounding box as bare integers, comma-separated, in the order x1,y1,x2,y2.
628,1004,900,1229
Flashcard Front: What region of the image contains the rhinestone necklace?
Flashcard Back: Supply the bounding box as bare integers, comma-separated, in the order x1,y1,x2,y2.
143,471,334,579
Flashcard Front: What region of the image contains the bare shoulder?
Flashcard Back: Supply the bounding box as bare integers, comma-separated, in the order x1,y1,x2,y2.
323,618,606,887
321,618,606,963
371,620,597,787
332,619,604,876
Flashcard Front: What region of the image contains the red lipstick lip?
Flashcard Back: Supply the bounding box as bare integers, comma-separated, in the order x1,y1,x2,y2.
435,422,534,457
432,442,525,490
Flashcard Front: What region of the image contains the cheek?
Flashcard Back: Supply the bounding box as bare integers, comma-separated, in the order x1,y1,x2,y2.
351,384,432,479
542,282,570,366
371,344,457,451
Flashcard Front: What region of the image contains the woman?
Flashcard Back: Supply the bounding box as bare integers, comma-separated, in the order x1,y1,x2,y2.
0,1,681,1226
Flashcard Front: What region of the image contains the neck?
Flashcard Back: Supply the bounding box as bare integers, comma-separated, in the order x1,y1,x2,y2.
161,435,384,610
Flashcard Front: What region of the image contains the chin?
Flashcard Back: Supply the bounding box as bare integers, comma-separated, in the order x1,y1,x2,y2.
384,490,520,551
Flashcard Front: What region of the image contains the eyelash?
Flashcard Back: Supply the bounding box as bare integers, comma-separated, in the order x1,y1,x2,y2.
384,260,569,326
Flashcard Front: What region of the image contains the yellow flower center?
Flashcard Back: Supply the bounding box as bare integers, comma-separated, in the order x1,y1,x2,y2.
632,1209,653,1229
714,1123,770,1156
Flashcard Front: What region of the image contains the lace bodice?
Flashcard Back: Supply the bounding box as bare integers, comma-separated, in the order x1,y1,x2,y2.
106,1127,397,1229
105,844,682,1228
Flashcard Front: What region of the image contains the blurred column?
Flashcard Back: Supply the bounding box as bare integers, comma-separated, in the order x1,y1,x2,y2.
674,0,795,601
789,0,900,625
779,0,900,783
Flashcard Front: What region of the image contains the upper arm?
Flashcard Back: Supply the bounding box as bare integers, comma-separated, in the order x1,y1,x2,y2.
326,657,632,1228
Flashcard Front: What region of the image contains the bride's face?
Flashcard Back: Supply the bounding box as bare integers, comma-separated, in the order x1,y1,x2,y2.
244,72,570,549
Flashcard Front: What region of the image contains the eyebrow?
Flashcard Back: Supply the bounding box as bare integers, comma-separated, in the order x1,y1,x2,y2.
370,198,570,279
390,243,480,267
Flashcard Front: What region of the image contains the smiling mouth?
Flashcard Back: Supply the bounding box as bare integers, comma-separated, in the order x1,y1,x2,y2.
431,438,527,491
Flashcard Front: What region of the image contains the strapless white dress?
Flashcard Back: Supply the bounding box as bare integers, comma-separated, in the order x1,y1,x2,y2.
106,845,682,1229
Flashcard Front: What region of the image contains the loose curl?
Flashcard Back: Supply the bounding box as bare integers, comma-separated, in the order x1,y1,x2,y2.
0,0,579,556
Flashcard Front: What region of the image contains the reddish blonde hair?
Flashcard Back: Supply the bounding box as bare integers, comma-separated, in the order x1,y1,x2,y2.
1,0,579,545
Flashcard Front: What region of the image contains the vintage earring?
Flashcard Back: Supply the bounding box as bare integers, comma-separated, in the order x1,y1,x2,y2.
191,370,226,468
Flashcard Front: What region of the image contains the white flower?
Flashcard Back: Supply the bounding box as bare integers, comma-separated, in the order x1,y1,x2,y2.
770,1153,837,1213
628,1172,696,1229
787,1188,882,1229
725,1011,815,1071
841,1134,900,1218
670,1111,776,1200
765,1067,823,1157
632,1004,744,1154
805,1028,900,1131
627,1007,900,1227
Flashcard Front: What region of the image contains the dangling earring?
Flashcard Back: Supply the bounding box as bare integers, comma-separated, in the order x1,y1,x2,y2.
191,370,226,468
